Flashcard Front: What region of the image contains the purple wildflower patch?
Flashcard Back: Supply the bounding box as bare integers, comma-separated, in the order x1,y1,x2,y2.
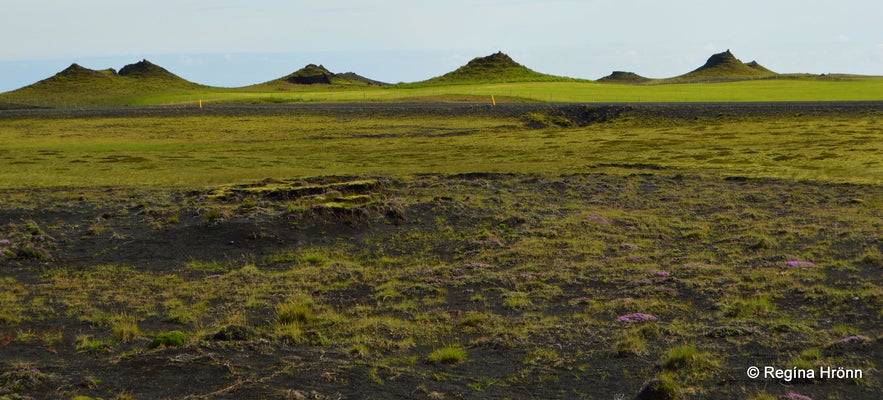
784,260,816,268
0,239,10,246
617,313,658,323
840,335,868,344
655,270,670,277
785,393,813,400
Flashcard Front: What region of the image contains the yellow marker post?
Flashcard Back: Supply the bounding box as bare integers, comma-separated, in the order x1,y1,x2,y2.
491,95,496,107
199,99,203,109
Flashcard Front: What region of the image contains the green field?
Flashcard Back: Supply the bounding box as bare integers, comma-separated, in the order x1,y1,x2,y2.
1,110,881,188
148,78,883,105
2,78,882,108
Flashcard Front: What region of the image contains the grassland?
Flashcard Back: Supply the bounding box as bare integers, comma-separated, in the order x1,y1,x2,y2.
0,105,880,188
2,77,882,108
1,104,881,399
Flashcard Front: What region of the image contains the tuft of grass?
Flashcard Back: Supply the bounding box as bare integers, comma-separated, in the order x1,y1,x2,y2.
75,334,114,353
276,302,315,325
659,344,720,380
428,344,467,364
749,235,778,249
636,373,682,400
110,314,142,343
502,291,532,309
723,295,775,318
612,331,648,357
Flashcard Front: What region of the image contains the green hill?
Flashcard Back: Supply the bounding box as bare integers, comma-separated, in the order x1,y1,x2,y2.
0,60,204,106
667,50,777,82
248,64,388,90
117,59,198,87
598,71,652,84
418,52,569,84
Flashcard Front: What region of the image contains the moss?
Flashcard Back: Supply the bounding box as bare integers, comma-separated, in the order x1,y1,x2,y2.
148,331,188,349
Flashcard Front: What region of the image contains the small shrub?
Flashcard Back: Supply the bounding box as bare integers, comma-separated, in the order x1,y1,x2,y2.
428,345,467,364
148,330,187,349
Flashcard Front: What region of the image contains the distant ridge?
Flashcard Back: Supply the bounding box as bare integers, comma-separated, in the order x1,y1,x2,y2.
598,71,651,84
671,50,776,82
420,51,567,84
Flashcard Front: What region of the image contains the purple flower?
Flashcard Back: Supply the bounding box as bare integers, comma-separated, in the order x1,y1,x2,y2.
0,239,10,246
655,270,670,277
785,393,813,400
207,274,222,279
840,335,868,344
585,215,610,224
618,313,658,323
784,260,816,268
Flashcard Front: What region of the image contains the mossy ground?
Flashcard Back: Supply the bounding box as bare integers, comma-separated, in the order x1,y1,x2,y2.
0,172,880,399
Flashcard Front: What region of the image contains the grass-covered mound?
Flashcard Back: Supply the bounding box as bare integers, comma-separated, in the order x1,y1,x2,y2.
667,50,777,82
417,51,572,85
0,59,205,107
598,71,652,84
247,64,388,90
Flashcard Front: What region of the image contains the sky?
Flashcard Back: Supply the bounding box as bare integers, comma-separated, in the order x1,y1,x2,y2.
1,0,881,91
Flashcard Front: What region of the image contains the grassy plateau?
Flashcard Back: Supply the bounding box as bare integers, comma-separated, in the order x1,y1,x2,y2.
0,101,881,400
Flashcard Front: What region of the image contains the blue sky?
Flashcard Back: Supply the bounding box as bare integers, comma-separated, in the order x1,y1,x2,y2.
1,0,881,91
